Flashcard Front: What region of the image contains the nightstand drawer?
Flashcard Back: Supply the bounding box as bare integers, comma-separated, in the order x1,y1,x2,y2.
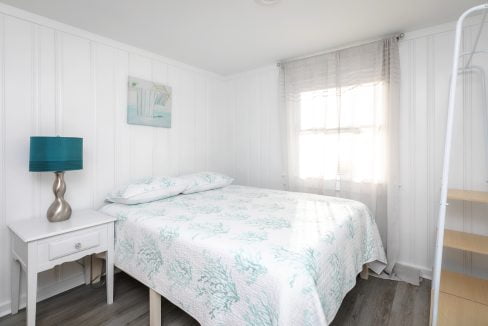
49,230,100,260
37,224,109,271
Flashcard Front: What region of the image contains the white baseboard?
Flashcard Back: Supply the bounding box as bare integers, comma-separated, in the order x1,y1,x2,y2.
397,261,433,280
0,272,85,318
420,269,433,280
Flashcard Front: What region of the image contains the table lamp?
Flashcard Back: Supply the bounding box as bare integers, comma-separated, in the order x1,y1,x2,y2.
29,136,83,222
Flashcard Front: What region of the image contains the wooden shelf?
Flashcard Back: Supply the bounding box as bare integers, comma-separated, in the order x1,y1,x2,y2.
444,229,488,255
438,190,488,324
438,292,488,326
440,270,488,305
438,271,488,325
448,189,488,204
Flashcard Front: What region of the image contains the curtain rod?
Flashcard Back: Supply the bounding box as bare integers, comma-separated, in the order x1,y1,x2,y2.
277,33,404,67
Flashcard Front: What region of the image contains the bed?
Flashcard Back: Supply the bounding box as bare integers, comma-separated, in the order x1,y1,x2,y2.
100,185,387,326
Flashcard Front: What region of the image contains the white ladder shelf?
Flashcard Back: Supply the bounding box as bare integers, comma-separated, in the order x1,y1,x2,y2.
431,4,488,326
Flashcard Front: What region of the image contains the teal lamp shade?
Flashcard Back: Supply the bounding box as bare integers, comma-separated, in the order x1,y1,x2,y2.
29,136,83,172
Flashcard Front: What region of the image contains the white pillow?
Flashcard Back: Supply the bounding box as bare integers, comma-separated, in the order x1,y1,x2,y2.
106,176,188,205
179,172,234,194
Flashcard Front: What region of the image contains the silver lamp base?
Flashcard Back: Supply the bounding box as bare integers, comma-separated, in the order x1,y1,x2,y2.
47,171,72,222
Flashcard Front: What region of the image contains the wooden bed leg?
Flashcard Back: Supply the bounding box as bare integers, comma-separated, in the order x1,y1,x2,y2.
149,288,161,326
360,264,369,280
91,256,103,284
84,256,92,285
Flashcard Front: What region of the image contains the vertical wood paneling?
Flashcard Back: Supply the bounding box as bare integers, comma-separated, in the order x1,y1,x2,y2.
398,25,488,278
151,60,172,176
398,39,412,266
194,75,208,172
426,34,436,274
265,69,283,190
114,49,130,186
207,79,234,176
0,13,6,313
0,11,228,314
413,37,429,269
4,16,35,224
94,43,116,208
3,16,38,300
35,24,59,294
58,33,93,210
232,76,251,185
229,67,282,189
260,71,280,189
37,26,57,218
128,53,153,179
170,66,197,175
166,66,181,176
248,74,261,186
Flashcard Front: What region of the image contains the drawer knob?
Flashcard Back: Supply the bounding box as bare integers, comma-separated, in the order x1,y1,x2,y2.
74,242,82,250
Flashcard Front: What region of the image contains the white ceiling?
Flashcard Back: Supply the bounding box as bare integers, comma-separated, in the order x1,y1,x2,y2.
0,0,481,75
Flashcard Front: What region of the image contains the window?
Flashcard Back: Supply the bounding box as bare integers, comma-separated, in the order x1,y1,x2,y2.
298,81,386,184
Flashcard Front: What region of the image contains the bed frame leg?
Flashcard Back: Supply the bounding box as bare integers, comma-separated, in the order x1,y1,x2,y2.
360,264,369,280
149,288,161,326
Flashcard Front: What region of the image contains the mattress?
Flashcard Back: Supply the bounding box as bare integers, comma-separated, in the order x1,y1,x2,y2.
100,185,387,326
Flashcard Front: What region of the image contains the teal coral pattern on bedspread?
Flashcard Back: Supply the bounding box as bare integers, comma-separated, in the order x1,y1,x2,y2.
100,185,386,326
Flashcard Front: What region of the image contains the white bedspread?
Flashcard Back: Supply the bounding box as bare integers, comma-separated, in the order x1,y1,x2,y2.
100,185,386,325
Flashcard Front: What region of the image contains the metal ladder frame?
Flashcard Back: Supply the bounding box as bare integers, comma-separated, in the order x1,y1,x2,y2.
431,4,488,325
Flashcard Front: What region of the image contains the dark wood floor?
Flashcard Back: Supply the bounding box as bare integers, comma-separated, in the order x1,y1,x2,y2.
0,272,431,326
331,276,431,326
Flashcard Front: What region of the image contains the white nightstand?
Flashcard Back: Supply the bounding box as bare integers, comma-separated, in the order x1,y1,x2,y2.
7,209,116,326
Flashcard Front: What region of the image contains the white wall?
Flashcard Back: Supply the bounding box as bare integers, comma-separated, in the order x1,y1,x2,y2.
228,21,488,280
226,66,284,190
0,5,230,316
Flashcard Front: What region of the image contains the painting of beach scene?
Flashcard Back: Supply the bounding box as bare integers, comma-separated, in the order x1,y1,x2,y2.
127,76,172,128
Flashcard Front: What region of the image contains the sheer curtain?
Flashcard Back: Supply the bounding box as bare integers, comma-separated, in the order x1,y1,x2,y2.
280,38,400,274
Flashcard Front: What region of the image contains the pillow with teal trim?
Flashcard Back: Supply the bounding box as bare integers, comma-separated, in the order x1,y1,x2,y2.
179,172,234,194
106,176,187,204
